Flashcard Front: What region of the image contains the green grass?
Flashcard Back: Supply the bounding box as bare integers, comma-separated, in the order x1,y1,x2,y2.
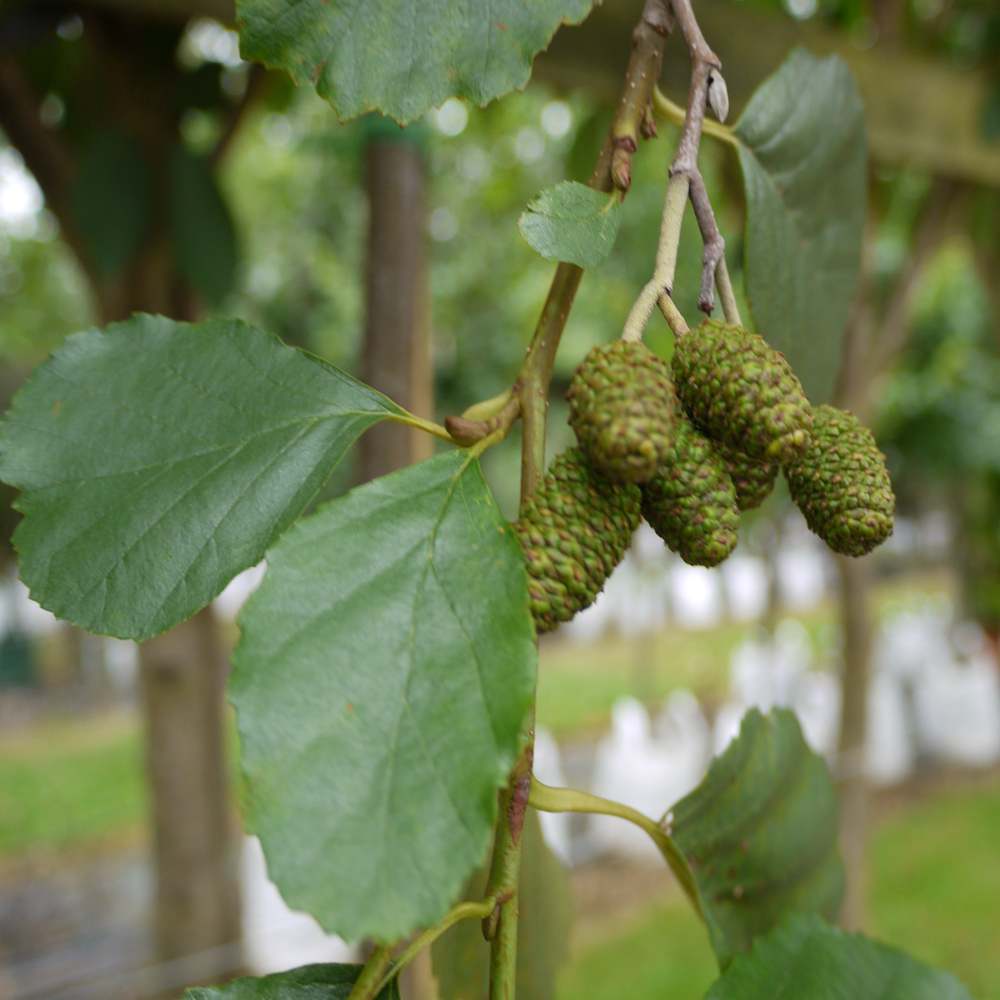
558,900,717,999
559,775,1000,999
869,781,1000,1000
0,714,145,857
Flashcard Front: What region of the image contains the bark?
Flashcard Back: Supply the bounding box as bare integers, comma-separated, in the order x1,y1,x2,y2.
138,606,243,989
831,179,958,929
834,554,873,930
359,136,433,482
359,134,435,999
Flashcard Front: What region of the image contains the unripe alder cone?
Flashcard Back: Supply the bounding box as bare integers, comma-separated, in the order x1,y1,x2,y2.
515,448,641,633
715,440,778,512
672,320,813,465
567,340,675,484
785,405,895,557
641,416,739,567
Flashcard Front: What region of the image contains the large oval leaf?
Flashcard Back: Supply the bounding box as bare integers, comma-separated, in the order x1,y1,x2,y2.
670,709,844,967
231,451,537,942
184,963,399,998
235,0,594,124
734,49,866,403
0,315,399,640
704,914,972,1000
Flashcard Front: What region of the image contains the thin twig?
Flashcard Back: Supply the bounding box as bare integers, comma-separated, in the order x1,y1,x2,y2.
610,0,672,192
367,898,498,998
346,946,394,1000
621,0,723,344
208,63,268,167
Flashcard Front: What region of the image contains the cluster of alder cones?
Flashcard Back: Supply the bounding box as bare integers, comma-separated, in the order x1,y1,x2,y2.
515,320,895,634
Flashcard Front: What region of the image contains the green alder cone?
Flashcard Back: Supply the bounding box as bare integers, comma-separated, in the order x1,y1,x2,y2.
515,448,641,633
785,404,895,557
716,440,779,512
567,339,675,483
672,320,813,464
641,416,739,567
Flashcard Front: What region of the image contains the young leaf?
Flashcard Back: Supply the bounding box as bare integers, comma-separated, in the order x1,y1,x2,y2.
183,962,400,998
235,0,594,124
518,181,623,268
232,451,536,943
670,709,844,967
704,914,972,1000
169,146,240,305
0,315,400,641
734,49,866,403
431,810,573,998
71,130,151,278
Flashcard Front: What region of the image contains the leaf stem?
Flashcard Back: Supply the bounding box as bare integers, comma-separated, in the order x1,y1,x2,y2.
652,86,739,149
369,898,498,998
387,411,456,443
528,778,702,918
346,945,394,1000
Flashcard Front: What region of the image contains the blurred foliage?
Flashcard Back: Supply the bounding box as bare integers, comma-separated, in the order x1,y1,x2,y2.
876,235,1000,626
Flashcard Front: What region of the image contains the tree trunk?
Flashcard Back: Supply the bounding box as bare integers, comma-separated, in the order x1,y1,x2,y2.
834,554,873,930
831,256,876,931
360,132,435,998
138,606,242,991
359,135,434,482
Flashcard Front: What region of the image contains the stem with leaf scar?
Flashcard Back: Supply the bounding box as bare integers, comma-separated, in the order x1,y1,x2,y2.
482,6,672,998
622,0,741,344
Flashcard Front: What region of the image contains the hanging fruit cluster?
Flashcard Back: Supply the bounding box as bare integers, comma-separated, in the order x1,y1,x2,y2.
515,320,895,634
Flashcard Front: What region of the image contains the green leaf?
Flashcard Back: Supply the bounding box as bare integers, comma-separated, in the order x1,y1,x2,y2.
431,809,573,998
670,709,844,967
184,962,400,998
518,181,623,268
232,451,536,942
734,49,866,403
704,914,972,1000
168,146,240,304
71,130,151,277
235,0,595,124
0,314,399,640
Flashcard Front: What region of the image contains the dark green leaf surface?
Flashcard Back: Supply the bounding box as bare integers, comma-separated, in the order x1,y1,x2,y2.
431,810,573,998
704,914,972,1000
0,315,398,640
671,709,844,967
518,181,622,268
169,146,240,304
71,130,151,277
232,451,536,942
734,49,866,403
184,962,399,998
236,0,594,124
